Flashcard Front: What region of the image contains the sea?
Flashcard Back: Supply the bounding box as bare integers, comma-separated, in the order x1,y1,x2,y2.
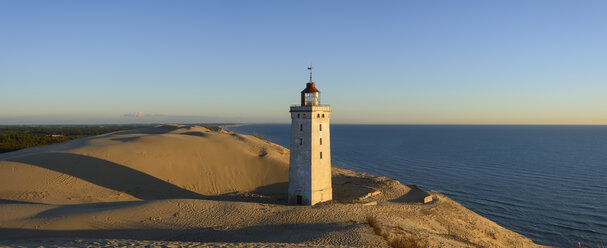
227,124,607,247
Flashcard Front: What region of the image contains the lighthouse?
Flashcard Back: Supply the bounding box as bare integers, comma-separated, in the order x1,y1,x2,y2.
288,66,332,205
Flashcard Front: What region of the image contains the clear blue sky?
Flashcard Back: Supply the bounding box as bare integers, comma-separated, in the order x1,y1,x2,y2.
1,1,606,124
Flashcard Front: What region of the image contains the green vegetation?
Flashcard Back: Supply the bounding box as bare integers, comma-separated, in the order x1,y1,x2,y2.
0,125,152,154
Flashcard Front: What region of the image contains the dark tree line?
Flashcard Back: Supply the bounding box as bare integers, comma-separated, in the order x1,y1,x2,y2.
0,125,151,154
0,134,71,151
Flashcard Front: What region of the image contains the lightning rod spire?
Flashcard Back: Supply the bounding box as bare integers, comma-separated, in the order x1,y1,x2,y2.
307,64,313,82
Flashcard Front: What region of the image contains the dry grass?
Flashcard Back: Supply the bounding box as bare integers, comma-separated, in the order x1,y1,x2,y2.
366,216,425,248
390,236,425,248
253,132,271,144
366,216,384,236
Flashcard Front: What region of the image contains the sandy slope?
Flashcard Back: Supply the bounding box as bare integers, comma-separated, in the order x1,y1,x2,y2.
0,125,288,204
0,125,547,247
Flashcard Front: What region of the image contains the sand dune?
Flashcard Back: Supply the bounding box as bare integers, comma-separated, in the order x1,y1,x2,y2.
0,125,547,247
0,125,289,204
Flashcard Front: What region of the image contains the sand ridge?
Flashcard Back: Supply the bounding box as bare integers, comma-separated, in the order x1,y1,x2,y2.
0,125,548,247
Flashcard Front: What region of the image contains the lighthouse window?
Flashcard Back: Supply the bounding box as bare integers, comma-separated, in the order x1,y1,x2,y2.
320,138,322,145
322,114,325,118
320,124,322,131
320,152,323,159
300,138,303,145
300,124,303,131
303,113,306,118
317,114,320,118
297,114,300,118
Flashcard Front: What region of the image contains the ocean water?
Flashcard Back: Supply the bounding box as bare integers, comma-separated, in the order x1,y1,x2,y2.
227,124,607,247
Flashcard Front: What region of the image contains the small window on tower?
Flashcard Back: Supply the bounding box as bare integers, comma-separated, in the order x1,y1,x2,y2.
303,113,306,118
320,138,322,145
300,124,303,131
317,114,320,118
297,114,300,118
320,124,322,131
300,138,303,145
322,114,325,118
320,152,323,159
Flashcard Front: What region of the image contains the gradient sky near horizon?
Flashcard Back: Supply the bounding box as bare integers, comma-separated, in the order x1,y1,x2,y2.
1,1,606,124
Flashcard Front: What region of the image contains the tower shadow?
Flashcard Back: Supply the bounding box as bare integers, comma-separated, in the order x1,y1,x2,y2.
0,223,352,243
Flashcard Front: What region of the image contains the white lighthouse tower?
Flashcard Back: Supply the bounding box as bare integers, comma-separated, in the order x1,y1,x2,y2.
288,66,332,205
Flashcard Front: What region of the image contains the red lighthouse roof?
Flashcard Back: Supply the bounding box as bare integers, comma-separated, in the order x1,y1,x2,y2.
301,82,320,93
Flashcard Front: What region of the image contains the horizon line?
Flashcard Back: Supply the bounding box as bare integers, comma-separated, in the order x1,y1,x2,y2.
1,122,607,126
